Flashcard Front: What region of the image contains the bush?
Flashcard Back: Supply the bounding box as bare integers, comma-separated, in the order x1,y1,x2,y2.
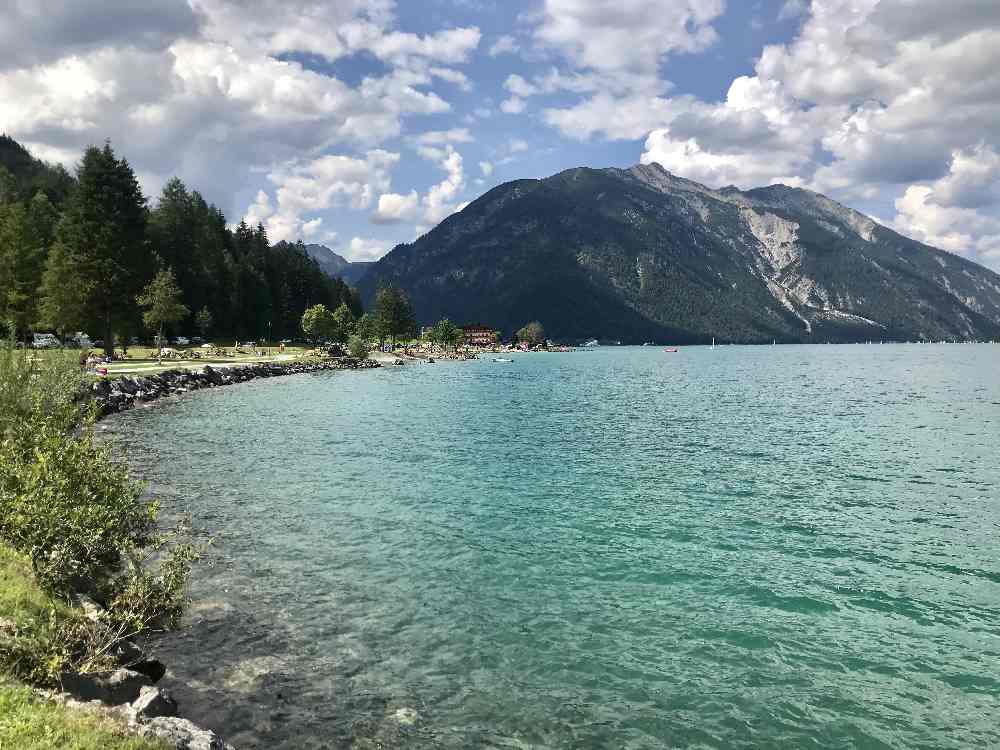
0,334,196,685
348,335,369,359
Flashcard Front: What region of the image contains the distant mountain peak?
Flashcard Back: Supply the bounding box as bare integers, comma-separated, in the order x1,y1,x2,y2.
302,243,374,285
357,162,1000,343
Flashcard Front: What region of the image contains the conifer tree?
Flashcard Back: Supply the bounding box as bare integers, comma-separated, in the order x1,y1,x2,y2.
45,143,149,355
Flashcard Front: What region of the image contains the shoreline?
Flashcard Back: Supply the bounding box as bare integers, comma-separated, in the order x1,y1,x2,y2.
90,357,381,419
37,356,384,749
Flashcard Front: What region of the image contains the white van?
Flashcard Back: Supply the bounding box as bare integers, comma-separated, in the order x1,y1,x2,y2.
32,333,60,349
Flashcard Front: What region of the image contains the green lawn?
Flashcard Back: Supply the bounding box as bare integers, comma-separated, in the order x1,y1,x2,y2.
0,682,169,750
0,547,168,749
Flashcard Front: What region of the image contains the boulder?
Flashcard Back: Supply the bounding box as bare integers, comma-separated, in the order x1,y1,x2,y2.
131,658,167,683
131,686,178,720
62,668,152,704
138,716,234,750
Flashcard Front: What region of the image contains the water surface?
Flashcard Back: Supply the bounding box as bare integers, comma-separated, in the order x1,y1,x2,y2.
110,345,1000,749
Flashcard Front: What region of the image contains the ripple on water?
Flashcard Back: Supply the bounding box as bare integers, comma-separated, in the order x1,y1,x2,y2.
110,345,1000,749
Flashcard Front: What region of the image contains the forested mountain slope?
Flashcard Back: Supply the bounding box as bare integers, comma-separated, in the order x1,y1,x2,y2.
359,163,1000,343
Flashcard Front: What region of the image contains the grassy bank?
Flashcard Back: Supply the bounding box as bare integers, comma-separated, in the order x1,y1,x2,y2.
0,335,196,746
0,681,169,750
0,548,167,750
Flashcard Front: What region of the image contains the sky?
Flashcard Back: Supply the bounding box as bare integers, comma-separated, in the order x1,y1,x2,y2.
2,0,999,270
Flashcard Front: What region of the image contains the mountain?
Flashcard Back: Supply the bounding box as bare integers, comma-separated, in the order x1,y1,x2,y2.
0,133,75,205
302,244,373,286
357,163,1000,343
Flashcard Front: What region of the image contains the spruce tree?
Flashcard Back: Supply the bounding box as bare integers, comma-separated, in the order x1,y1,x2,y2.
45,143,149,355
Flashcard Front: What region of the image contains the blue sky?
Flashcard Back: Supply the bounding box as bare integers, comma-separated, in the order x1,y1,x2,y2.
2,0,999,269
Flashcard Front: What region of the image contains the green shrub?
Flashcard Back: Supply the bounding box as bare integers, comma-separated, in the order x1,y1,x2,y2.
348,334,369,359
0,334,197,685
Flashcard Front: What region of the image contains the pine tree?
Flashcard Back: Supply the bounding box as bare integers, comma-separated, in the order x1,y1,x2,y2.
46,143,149,355
0,202,47,336
36,239,87,337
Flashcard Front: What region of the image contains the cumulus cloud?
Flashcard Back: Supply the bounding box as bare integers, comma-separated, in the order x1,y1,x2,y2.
489,35,519,57
412,128,474,145
371,190,420,224
346,236,393,261
534,0,724,79
500,96,526,114
246,150,399,242
0,0,199,70
479,161,493,176
422,145,465,224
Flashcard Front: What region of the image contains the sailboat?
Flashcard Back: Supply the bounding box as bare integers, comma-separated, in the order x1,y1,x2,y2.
711,337,716,350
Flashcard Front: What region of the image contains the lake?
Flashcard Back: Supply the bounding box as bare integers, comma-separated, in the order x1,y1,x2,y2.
108,344,1000,749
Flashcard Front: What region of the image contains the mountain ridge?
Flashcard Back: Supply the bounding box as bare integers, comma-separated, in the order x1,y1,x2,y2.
357,162,1000,343
302,243,373,286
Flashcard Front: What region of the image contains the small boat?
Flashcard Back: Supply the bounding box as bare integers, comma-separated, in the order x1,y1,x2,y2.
493,358,513,363
664,347,679,353
584,339,599,347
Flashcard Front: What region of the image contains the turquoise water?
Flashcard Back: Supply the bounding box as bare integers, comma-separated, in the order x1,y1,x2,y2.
110,345,1000,749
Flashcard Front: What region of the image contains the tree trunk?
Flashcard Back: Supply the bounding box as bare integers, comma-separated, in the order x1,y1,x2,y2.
104,310,113,358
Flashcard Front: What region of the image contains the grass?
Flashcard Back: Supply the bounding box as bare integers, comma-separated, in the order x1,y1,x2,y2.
0,545,80,687
0,545,64,620
0,548,167,749
0,681,169,750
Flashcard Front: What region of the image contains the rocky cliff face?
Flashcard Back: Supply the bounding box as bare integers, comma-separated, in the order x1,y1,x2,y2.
358,163,1000,343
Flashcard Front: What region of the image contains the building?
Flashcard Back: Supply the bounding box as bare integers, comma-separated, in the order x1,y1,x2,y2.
461,325,499,347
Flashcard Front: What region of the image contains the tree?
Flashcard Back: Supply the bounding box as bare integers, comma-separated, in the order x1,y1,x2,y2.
430,318,463,350
374,284,417,347
195,307,213,339
517,320,546,346
331,302,355,343
36,240,86,337
355,312,376,342
301,304,336,343
46,143,149,356
0,203,35,335
347,335,368,359
137,268,189,361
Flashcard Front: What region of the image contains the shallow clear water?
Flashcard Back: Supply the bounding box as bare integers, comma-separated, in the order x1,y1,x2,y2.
109,345,1000,749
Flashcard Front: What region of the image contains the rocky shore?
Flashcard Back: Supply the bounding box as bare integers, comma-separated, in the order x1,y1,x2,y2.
54,357,382,748
41,594,237,749
91,358,381,417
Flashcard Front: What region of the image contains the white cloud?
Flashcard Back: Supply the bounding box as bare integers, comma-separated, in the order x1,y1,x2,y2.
371,190,420,224
430,66,472,91
778,0,808,21
534,0,724,79
422,145,465,224
346,236,393,262
301,217,323,237
500,96,526,114
489,34,519,57
245,150,399,242
413,128,474,145
479,161,493,176
504,74,537,98
508,138,528,153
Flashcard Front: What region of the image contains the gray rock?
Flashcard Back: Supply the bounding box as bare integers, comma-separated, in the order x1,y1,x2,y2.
138,716,234,750
62,668,152,704
131,686,178,719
